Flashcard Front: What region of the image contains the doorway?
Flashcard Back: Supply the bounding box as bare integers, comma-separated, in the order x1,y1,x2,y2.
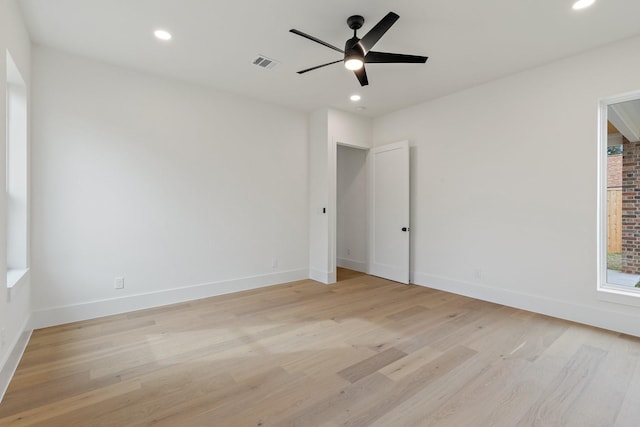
336,144,368,274
335,141,410,284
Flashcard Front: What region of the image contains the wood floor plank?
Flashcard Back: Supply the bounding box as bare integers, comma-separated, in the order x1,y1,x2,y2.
385,304,430,321
0,380,142,427
421,357,533,427
350,345,478,427
337,347,407,383
564,333,639,426
2,269,640,426
275,372,394,427
476,324,600,426
378,345,443,382
515,344,608,426
614,357,640,426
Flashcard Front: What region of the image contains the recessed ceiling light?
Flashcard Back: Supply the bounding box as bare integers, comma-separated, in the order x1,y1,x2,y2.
572,0,595,10
154,29,172,41
350,94,361,102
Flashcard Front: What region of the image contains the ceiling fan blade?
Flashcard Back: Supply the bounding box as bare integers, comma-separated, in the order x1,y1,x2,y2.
358,12,399,53
365,51,428,64
297,59,343,74
354,66,368,86
289,29,344,53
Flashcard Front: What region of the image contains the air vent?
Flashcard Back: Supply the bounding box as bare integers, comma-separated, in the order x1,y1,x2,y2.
252,55,280,70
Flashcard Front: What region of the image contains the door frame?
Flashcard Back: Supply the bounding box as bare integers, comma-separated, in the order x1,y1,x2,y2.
330,139,410,283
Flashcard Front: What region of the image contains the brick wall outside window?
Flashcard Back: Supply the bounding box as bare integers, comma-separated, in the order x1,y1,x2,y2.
621,138,640,273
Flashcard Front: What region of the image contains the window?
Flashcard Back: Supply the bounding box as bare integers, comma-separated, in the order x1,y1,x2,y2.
6,50,28,289
599,91,640,299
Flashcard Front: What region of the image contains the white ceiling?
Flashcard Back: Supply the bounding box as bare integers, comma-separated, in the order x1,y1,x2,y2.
17,0,640,117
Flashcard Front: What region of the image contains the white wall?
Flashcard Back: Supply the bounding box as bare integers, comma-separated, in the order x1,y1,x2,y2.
30,47,309,327
374,35,640,336
0,0,32,397
337,145,367,272
308,108,371,283
329,109,372,150
308,109,330,282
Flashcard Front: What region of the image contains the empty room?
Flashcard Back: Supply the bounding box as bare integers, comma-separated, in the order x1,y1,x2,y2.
2,0,640,425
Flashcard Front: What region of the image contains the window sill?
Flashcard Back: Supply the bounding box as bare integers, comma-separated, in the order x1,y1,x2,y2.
7,268,29,302
597,284,640,307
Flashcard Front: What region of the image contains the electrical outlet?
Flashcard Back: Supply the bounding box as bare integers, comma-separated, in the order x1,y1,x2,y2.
114,277,125,289
473,269,482,281
0,328,6,349
347,248,351,256
272,258,278,269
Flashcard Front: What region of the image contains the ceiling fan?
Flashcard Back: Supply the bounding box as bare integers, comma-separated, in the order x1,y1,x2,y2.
290,12,428,87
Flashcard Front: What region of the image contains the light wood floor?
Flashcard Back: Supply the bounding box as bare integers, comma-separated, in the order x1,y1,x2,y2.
2,269,640,426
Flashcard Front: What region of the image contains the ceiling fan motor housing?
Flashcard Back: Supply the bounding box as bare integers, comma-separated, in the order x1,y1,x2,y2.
344,36,365,61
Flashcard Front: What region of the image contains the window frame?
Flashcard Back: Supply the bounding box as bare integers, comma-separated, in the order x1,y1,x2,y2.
5,49,29,297
597,90,640,303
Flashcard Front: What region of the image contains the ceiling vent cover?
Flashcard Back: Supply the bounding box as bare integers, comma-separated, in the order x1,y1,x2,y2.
252,55,280,70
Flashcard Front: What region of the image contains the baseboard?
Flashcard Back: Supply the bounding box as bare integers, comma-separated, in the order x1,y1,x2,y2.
309,268,333,284
413,271,640,337
0,321,32,403
31,269,308,330
336,258,366,272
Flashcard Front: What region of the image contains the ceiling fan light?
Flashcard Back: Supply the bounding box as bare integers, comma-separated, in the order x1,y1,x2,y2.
345,58,364,70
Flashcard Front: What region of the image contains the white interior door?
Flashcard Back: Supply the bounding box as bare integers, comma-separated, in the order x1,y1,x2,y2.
369,140,410,283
